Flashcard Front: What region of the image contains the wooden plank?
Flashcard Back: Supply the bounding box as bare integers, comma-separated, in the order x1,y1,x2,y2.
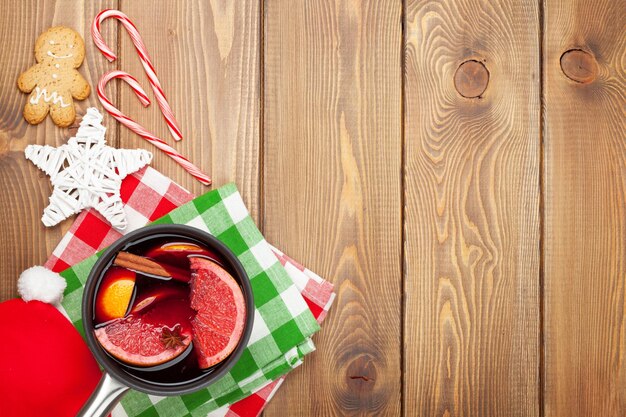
0,0,118,301
263,1,402,416
118,0,261,219
404,0,541,415
543,0,626,415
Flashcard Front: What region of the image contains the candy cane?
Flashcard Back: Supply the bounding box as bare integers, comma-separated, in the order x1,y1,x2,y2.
92,9,183,142
97,70,211,185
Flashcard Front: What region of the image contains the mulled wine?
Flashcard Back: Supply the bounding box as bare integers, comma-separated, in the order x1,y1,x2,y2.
92,234,247,386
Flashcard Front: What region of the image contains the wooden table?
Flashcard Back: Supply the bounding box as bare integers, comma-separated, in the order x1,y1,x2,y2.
0,1,623,416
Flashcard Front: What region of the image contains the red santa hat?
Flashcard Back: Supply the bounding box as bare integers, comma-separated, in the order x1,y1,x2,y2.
0,267,102,417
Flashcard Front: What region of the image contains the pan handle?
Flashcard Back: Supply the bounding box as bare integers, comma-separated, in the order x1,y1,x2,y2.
77,372,130,417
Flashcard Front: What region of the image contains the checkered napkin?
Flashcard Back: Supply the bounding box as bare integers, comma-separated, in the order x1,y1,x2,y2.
45,167,335,417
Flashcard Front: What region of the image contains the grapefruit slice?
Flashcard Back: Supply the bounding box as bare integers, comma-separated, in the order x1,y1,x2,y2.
190,257,246,369
95,298,193,367
95,267,136,324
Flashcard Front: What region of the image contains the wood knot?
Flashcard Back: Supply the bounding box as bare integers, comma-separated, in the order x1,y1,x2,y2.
560,49,597,84
346,354,377,391
454,60,489,98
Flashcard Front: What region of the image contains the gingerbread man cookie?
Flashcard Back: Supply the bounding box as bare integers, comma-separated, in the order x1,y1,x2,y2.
17,26,90,127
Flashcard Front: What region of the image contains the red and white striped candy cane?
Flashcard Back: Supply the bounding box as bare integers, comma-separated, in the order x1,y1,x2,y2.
98,70,211,185
92,9,183,142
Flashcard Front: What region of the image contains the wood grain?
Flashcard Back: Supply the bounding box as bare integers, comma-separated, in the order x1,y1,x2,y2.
118,0,261,219
404,0,541,415
0,0,118,301
262,0,403,416
0,1,624,415
543,0,626,415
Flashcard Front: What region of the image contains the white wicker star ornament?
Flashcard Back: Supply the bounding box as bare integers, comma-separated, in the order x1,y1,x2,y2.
25,107,152,230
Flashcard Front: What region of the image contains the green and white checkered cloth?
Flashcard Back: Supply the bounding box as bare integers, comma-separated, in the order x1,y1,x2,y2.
58,183,320,416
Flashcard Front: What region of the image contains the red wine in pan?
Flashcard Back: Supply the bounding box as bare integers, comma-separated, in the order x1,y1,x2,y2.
92,235,246,386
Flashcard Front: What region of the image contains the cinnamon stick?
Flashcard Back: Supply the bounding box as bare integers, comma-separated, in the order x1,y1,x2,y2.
114,251,170,278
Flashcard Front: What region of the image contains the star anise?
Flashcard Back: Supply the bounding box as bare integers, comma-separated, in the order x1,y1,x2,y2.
161,326,187,349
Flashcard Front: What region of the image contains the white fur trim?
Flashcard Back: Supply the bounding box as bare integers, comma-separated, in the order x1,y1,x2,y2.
17,266,67,305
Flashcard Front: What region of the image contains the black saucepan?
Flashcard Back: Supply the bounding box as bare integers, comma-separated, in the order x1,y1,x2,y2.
77,224,254,417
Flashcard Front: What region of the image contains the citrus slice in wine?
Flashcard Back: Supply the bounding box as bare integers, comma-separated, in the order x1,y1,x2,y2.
95,298,193,367
146,242,223,266
189,257,246,369
94,267,136,323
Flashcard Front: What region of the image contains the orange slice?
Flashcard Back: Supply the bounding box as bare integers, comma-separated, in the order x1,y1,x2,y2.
95,267,136,323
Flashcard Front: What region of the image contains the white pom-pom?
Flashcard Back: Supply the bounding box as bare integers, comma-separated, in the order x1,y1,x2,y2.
18,266,67,305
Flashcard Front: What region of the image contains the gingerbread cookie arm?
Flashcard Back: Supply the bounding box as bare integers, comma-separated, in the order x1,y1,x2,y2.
70,70,90,100
17,64,41,93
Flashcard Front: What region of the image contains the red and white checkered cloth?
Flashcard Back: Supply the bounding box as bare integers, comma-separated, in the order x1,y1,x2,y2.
45,167,335,417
